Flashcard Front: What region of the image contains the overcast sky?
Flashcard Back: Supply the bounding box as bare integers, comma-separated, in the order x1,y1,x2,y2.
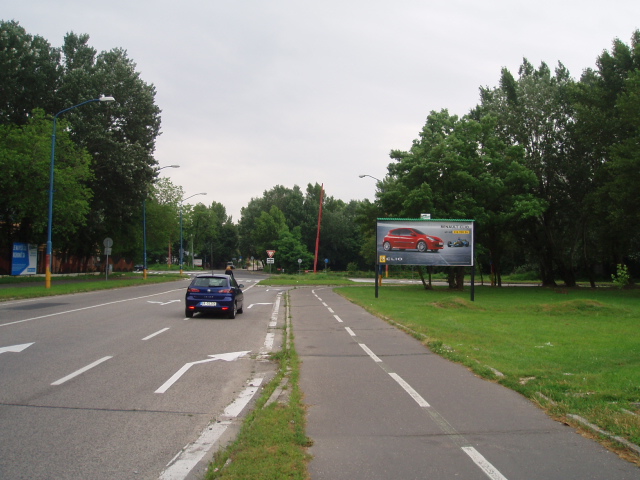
5,1,640,220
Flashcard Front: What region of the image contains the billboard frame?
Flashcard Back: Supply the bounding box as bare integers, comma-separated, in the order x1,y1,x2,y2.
375,218,476,300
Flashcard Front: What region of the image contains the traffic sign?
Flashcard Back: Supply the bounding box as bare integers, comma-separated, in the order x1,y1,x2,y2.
266,250,276,258
266,258,275,264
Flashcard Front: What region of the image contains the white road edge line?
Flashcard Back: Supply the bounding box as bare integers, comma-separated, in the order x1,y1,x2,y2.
159,377,264,480
461,446,509,480
51,356,112,385
269,293,282,327
143,328,170,340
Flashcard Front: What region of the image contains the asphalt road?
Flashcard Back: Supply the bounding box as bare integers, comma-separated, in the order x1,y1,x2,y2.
0,272,286,480
293,287,639,480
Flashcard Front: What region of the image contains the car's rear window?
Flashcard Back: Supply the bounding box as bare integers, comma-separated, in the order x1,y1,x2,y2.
193,277,227,287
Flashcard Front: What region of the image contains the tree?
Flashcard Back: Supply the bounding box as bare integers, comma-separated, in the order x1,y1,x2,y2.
380,109,542,285
572,31,640,276
0,21,60,125
479,60,581,286
0,110,92,250
190,201,238,268
144,178,181,263
276,228,314,272
58,35,162,258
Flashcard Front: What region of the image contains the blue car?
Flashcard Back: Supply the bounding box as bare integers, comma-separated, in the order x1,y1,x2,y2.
185,274,244,318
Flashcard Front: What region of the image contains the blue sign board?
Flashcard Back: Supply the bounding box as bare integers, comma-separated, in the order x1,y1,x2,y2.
12,243,38,276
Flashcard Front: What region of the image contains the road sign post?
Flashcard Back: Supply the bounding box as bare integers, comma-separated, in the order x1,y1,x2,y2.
103,238,113,281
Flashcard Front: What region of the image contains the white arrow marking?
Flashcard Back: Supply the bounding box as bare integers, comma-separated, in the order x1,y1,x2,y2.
147,300,180,306
0,343,34,355
155,351,250,393
248,303,273,309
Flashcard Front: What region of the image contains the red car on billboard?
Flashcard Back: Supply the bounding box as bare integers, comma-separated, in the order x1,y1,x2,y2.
382,228,444,253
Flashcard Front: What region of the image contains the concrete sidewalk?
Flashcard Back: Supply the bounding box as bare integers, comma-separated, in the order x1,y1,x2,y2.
291,287,638,480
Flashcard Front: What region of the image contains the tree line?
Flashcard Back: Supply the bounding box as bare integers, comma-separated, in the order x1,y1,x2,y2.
2,19,638,283
372,31,640,286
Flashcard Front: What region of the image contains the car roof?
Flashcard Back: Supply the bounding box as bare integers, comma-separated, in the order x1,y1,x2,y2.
194,274,229,278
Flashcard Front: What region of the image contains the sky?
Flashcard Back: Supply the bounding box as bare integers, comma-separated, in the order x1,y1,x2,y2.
4,1,640,221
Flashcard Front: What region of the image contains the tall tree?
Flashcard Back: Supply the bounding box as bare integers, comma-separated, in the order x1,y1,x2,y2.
479,60,581,286
572,31,640,273
57,34,161,257
0,21,61,125
0,110,92,249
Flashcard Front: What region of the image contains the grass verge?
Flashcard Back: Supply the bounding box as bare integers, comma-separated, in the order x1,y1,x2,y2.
0,273,186,301
204,292,312,479
260,273,355,286
336,284,640,464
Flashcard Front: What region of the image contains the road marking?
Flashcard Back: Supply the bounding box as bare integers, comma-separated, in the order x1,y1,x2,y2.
327,307,334,313
356,336,509,480
462,447,508,480
388,372,430,408
262,332,275,353
159,377,264,480
0,343,34,355
51,356,112,385
333,314,343,323
1,289,184,328
155,351,250,394
147,300,180,306
345,327,356,337
358,343,382,362
142,328,170,340
269,293,282,327
248,303,273,309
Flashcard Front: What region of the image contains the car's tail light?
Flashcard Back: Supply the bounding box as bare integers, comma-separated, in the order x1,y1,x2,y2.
187,287,201,293
218,288,233,294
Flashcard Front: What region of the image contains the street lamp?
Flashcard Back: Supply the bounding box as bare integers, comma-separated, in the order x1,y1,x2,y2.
180,192,207,275
45,95,115,289
143,164,180,279
359,174,381,182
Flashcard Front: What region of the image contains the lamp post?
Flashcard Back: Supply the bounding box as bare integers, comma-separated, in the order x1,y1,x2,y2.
180,192,207,275
143,165,179,279
45,95,115,289
358,174,381,182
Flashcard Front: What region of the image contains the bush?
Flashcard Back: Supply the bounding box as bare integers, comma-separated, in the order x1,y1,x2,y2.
611,264,632,288
347,262,359,274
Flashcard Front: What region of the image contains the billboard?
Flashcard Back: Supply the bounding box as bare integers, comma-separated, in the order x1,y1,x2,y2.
376,219,474,267
12,242,38,275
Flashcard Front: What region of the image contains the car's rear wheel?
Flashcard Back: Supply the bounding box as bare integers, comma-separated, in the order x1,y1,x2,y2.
383,241,392,251
417,240,427,252
185,308,193,318
228,302,237,319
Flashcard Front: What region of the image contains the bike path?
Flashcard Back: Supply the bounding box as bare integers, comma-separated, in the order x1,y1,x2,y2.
291,287,638,480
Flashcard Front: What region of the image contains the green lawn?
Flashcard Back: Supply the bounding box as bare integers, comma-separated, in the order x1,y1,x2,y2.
259,273,356,286
336,285,640,460
0,273,185,301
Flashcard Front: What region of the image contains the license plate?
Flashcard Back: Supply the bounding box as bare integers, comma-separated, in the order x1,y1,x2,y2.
199,301,217,306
